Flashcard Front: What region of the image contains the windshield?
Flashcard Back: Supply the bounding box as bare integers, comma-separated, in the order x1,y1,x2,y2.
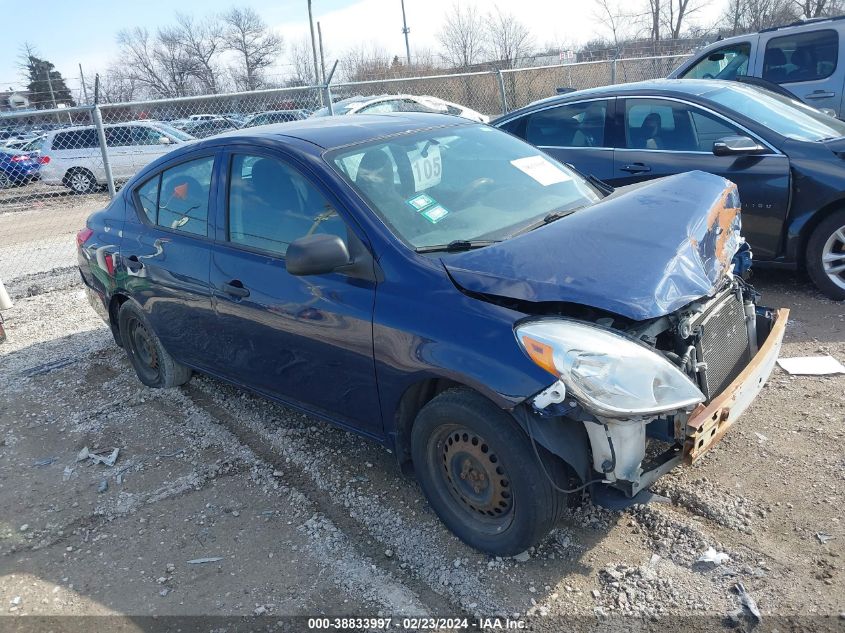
154,123,195,141
329,125,600,249
704,84,845,142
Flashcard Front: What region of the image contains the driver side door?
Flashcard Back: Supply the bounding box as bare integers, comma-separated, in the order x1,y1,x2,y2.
609,97,791,260
207,149,382,436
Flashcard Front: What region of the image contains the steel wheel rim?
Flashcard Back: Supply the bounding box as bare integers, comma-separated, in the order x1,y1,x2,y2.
431,425,514,533
70,172,91,192
822,224,845,291
126,317,159,382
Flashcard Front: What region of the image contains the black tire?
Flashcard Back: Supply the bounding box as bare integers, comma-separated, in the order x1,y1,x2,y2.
117,301,191,388
0,172,11,189
806,209,845,301
65,168,96,194
411,388,568,556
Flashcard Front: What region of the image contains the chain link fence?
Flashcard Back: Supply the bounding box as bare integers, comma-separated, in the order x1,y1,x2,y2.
0,54,687,295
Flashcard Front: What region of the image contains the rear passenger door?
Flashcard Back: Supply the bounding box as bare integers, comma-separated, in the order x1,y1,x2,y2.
610,97,790,260
207,149,381,435
497,99,616,180
757,28,845,114
122,152,218,369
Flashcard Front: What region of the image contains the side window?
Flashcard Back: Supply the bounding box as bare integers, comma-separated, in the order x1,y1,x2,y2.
624,99,744,152
227,154,347,256
681,43,751,80
140,156,214,236
763,29,838,84
132,126,165,145
105,127,133,147
521,100,610,148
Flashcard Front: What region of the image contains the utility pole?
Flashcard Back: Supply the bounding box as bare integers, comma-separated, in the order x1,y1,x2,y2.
307,0,320,86
79,63,89,104
317,22,327,85
400,0,411,66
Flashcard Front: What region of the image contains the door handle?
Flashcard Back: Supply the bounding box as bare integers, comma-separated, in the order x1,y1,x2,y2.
125,255,143,271
620,163,651,174
222,280,250,298
805,90,835,99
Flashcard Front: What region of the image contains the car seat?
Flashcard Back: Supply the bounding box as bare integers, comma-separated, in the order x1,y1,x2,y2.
763,48,789,83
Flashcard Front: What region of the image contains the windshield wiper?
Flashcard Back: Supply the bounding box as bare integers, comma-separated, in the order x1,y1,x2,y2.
414,239,500,253
508,206,585,238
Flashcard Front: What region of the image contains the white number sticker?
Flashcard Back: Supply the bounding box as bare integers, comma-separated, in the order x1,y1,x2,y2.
408,145,442,191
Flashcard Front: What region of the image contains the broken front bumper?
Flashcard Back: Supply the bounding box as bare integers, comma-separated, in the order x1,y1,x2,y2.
684,307,788,462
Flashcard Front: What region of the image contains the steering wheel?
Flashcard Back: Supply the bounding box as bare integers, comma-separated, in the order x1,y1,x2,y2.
702,73,714,79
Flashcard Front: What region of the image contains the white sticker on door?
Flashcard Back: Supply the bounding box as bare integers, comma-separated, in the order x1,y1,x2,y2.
408,144,442,191
510,155,572,186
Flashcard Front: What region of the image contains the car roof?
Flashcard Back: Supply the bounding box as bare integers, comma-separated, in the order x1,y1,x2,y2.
508,78,747,112
210,112,470,149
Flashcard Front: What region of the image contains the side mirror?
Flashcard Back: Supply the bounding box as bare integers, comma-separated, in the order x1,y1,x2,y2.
286,234,351,276
713,135,767,156
159,136,172,145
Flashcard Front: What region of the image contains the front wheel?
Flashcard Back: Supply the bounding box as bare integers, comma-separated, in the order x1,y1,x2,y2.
806,209,845,300
117,301,191,388
411,388,568,555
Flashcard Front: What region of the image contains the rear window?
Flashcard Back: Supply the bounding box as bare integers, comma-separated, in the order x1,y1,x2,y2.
763,29,838,84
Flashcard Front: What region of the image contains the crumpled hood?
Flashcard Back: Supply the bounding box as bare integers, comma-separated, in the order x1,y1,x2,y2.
443,171,743,321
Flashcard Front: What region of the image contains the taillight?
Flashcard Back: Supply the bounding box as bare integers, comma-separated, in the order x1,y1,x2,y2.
76,227,94,249
38,155,50,164
10,154,29,162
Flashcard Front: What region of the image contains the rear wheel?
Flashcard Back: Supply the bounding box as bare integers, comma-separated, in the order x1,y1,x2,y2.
65,168,96,194
0,172,11,189
117,302,191,388
806,209,845,300
411,388,568,555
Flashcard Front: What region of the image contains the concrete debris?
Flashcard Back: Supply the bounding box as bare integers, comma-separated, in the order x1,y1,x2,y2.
730,582,762,625
97,479,108,493
513,551,530,563
187,557,223,565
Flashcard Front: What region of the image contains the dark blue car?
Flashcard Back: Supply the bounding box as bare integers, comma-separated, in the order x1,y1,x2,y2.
0,148,41,188
494,79,845,300
77,114,786,554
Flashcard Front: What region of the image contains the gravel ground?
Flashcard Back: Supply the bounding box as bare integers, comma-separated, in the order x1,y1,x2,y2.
0,268,843,631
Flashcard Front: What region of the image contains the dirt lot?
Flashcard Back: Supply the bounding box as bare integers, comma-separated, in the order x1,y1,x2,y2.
0,268,843,632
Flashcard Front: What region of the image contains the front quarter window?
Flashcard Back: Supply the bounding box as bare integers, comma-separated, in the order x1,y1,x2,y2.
330,125,600,250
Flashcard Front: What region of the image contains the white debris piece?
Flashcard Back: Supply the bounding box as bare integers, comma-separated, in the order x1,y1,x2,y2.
777,355,845,376
697,546,731,567
187,557,223,564
90,448,119,467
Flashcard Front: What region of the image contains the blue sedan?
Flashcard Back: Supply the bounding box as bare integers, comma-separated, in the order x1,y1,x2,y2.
0,148,41,188
77,114,785,554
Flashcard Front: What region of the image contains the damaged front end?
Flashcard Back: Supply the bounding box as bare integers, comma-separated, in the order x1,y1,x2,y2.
504,175,788,506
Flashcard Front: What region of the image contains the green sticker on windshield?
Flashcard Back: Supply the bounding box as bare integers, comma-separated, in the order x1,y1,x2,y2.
407,193,435,211
421,204,449,224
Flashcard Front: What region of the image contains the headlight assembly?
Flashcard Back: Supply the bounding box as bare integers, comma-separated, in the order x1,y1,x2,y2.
516,319,704,418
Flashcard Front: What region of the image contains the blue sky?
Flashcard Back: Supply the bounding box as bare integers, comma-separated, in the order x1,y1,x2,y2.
1,0,725,96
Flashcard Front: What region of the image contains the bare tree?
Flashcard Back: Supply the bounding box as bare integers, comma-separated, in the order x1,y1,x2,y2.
646,0,662,42
222,7,283,91
791,0,844,16
116,27,198,98
721,0,799,34
339,43,392,82
437,2,486,69
593,0,636,56
663,0,704,39
288,37,316,86
485,6,534,69
168,13,225,94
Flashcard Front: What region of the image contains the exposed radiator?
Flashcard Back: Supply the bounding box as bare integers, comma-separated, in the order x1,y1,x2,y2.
693,290,750,399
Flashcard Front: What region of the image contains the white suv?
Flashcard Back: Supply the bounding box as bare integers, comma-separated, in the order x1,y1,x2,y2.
40,121,193,193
